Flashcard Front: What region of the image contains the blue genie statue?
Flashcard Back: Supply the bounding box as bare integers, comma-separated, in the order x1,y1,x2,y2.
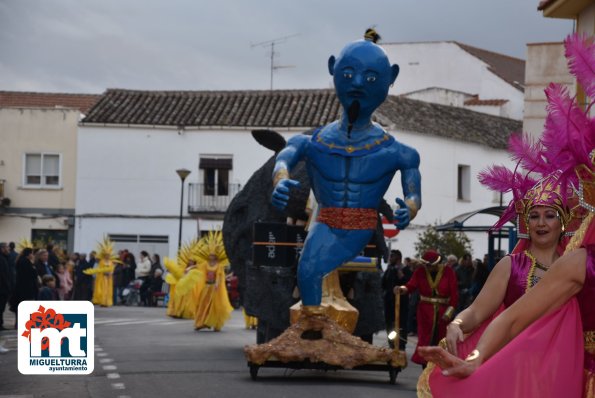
271,31,422,315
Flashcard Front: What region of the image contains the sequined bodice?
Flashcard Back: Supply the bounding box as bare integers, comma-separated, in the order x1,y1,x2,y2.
503,251,543,308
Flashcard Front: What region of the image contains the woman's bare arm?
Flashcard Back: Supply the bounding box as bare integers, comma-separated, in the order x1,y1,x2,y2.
452,256,511,333
420,248,586,378
474,248,586,362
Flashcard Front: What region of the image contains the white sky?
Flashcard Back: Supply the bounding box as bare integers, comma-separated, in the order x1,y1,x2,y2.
0,0,574,94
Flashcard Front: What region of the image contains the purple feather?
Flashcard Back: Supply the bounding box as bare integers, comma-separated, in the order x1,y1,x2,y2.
478,165,516,193
565,33,595,100
541,83,570,159
543,83,591,166
507,133,548,175
478,165,539,230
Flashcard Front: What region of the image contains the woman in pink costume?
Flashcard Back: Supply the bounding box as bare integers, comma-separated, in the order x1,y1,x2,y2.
442,168,577,355
419,33,595,398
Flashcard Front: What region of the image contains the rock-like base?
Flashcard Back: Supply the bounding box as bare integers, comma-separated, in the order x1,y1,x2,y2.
244,313,406,369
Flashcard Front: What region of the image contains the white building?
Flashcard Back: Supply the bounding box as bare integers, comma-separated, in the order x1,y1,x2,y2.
0,92,100,252
76,89,519,260
523,0,595,140
382,41,525,120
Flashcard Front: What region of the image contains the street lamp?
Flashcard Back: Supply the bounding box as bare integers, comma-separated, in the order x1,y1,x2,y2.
176,168,191,250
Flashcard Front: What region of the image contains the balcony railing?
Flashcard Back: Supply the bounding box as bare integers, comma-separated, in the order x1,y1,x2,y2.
188,183,241,213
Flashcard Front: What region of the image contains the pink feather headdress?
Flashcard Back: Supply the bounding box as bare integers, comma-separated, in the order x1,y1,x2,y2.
543,33,595,214
479,33,595,247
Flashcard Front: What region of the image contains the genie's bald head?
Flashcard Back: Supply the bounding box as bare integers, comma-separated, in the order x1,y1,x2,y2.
328,39,399,121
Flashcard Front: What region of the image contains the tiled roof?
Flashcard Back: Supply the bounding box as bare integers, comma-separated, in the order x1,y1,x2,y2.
464,97,509,106
455,43,525,92
0,91,101,114
83,88,521,149
378,96,520,149
83,89,341,128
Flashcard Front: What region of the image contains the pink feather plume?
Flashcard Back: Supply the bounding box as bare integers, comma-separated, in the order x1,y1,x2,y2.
507,133,548,175
478,165,538,230
565,33,595,100
542,83,591,167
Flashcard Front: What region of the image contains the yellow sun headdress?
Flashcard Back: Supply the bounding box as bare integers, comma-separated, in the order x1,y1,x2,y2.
195,230,228,265
16,238,34,252
178,238,201,267
164,238,200,284
95,235,121,264
83,236,119,275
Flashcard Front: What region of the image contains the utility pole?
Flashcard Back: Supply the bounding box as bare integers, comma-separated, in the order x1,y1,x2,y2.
251,33,299,90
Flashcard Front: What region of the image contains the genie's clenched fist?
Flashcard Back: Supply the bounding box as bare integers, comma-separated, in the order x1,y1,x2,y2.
271,168,300,210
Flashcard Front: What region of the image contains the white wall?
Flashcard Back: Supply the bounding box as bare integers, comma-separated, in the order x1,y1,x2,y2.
75,125,298,256
382,128,512,260
75,217,189,261
382,42,524,120
76,124,512,260
523,42,574,140
403,88,473,107
464,104,504,117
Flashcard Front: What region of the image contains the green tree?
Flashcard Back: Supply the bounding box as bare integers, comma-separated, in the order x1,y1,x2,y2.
414,223,472,259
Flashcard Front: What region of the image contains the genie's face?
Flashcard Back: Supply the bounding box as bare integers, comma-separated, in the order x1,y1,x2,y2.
329,40,399,119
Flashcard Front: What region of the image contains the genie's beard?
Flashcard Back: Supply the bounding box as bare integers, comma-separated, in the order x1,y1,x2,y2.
347,100,360,139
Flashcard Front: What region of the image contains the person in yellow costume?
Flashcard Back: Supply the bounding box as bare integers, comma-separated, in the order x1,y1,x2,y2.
164,238,202,319
83,236,118,307
243,309,258,330
192,231,234,331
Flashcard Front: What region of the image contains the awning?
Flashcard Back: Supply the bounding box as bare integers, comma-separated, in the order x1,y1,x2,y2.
435,206,514,232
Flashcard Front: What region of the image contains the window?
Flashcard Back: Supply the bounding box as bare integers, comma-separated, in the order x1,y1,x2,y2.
24,153,61,187
199,156,232,196
31,229,68,251
108,234,169,261
457,164,471,201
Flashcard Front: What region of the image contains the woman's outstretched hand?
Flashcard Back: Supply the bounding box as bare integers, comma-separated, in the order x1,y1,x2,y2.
418,346,480,378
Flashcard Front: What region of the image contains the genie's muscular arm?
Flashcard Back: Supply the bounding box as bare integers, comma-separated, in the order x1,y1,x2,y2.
271,135,309,210
394,148,421,229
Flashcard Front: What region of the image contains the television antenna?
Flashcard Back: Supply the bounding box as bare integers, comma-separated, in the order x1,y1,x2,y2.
251,33,299,90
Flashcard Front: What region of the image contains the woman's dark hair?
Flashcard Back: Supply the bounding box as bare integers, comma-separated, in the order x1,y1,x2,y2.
152,253,160,264
140,250,149,258
126,252,136,264
17,247,34,263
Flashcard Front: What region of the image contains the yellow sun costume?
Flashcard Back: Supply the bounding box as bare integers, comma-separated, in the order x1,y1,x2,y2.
165,239,202,319
16,238,34,251
243,309,258,330
83,236,118,307
192,231,234,331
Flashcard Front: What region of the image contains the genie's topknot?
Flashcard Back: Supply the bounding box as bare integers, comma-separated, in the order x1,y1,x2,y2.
364,28,381,44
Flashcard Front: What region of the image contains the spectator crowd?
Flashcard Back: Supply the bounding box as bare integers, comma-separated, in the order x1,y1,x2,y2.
0,241,166,330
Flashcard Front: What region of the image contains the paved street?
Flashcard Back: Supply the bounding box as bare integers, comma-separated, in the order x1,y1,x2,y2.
0,305,421,398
